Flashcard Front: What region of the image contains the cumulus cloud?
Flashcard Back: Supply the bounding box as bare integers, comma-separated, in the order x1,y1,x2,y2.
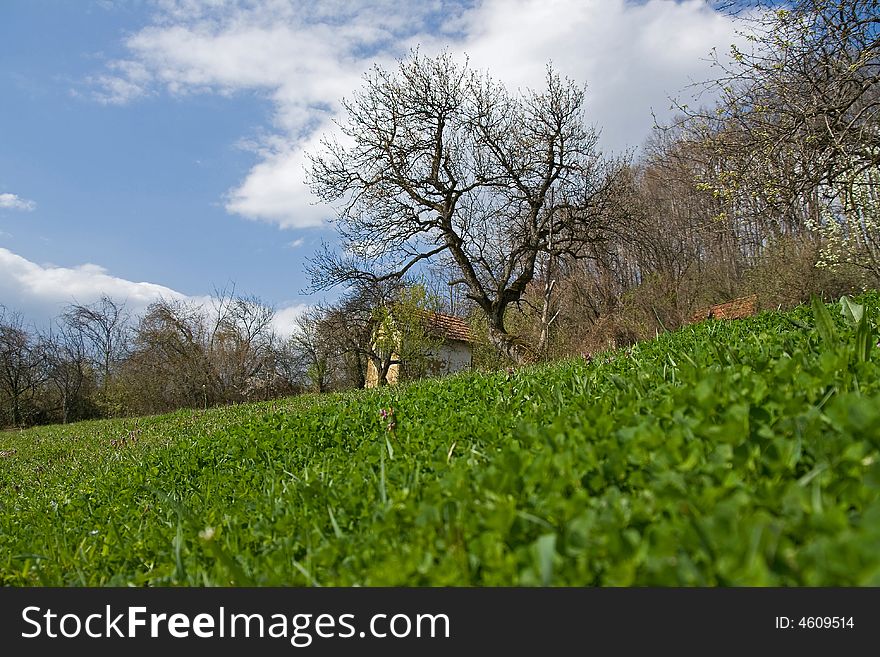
224,132,329,229
0,247,185,323
270,302,310,339
92,0,743,229
0,247,309,336
0,193,36,212
93,1,421,228
443,0,742,153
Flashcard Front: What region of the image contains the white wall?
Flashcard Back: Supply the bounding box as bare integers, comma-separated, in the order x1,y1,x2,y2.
430,340,472,375
365,339,472,388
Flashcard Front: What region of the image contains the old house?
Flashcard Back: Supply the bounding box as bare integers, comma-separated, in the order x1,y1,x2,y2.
365,310,474,388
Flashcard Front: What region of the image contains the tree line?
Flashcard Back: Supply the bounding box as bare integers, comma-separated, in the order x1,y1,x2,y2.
0,282,453,428
1,293,275,427
3,0,877,428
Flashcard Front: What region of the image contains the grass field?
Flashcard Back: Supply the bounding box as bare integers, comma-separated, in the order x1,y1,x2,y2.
2,295,879,586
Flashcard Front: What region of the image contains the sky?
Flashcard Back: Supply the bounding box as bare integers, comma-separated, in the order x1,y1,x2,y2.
0,0,746,336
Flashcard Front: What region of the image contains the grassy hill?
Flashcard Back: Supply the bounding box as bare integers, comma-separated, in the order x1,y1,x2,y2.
2,294,879,586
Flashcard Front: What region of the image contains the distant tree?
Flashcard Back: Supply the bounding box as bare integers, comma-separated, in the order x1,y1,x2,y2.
62,295,129,386
317,282,395,388
43,318,96,424
119,298,212,413
209,291,278,401
119,291,281,413
314,281,442,387
371,283,444,385
0,307,46,427
307,50,618,363
286,307,334,393
317,299,370,390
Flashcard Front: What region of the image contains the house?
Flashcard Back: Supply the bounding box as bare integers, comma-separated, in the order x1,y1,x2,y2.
364,310,474,387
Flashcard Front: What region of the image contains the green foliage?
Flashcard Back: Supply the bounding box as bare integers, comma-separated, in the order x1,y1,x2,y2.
2,293,879,586
371,284,443,383
467,312,515,371
840,295,864,325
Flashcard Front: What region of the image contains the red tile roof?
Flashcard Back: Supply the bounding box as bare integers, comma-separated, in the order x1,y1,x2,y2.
690,294,758,324
418,310,473,343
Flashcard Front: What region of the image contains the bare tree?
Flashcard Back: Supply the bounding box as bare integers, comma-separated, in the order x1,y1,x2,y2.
210,292,278,401
121,298,213,412
316,282,397,388
317,305,368,390
43,318,95,424
307,50,617,363
119,291,281,413
286,307,333,393
62,295,129,386
0,307,46,427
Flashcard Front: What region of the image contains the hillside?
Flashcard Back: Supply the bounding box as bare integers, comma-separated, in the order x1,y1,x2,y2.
2,295,879,586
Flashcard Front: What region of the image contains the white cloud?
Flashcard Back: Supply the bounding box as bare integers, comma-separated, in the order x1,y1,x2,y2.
0,247,185,324
438,0,742,154
89,60,154,105
224,133,329,229
270,302,310,339
287,237,305,248
0,247,310,339
0,193,36,212
93,1,413,228
92,0,743,229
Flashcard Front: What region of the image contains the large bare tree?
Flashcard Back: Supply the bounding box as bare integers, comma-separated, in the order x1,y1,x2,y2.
307,51,616,363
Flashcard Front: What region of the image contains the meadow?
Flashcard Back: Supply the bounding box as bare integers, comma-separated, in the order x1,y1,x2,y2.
1,295,879,586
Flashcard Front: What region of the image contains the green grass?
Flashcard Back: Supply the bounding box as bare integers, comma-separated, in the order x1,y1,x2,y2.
2,294,880,586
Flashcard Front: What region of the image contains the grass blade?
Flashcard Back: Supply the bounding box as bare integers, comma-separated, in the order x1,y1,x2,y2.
811,296,836,345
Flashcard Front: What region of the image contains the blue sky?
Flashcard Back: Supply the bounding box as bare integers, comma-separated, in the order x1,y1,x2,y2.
0,0,745,334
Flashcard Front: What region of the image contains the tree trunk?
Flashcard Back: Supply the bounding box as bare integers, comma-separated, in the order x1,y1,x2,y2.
536,270,558,358
487,323,535,365
12,392,21,427
370,355,391,387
